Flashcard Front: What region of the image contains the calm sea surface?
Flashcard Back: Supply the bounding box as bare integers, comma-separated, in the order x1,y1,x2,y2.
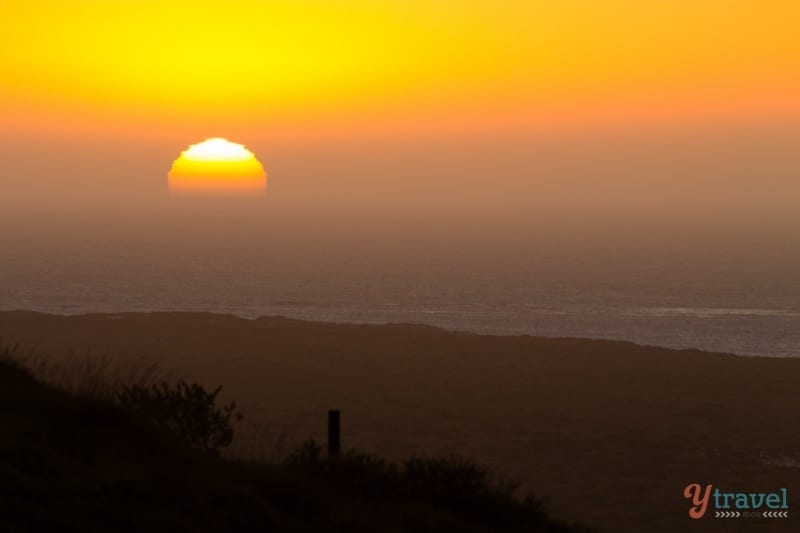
2,230,797,357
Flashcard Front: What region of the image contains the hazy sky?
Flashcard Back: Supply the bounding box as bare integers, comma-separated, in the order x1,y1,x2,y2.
1,1,799,247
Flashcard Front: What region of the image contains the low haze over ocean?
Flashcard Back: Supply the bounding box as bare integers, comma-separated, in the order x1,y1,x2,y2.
3,213,797,357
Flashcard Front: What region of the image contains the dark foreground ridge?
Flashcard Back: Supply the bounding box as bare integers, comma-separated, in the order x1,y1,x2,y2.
6,311,800,531
0,355,592,532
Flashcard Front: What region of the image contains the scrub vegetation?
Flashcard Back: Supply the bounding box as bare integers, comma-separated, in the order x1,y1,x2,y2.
0,343,592,532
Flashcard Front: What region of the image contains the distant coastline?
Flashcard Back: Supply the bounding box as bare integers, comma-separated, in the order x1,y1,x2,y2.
0,308,744,358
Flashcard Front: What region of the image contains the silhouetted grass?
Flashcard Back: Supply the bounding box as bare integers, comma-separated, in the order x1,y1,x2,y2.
18,350,168,399
0,347,594,532
284,440,578,531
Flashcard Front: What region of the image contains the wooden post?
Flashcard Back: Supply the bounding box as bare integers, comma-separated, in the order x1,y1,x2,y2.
327,409,341,457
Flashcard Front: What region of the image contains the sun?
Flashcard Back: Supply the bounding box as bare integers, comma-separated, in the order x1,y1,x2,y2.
168,138,267,195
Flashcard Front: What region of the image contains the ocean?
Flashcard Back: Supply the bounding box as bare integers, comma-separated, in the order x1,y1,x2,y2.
2,219,798,358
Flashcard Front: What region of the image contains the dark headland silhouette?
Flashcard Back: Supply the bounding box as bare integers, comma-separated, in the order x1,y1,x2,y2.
2,311,800,531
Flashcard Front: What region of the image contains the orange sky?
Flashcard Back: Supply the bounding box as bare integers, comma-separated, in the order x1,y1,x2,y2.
2,0,799,141
1,0,799,234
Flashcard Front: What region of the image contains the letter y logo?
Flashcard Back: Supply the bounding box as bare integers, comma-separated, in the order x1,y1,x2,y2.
684,483,713,519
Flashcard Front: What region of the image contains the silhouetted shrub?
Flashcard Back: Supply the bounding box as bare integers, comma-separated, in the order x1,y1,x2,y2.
285,438,325,467
403,454,530,512
286,439,402,494
283,440,583,531
117,381,242,454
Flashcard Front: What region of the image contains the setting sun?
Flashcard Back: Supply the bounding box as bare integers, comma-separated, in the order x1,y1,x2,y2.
168,138,266,195
2,1,800,531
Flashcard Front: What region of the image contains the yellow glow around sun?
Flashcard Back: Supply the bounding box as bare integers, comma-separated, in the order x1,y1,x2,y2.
168,138,266,195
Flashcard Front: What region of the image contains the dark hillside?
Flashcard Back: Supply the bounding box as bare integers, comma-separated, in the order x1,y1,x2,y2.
0,357,589,532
